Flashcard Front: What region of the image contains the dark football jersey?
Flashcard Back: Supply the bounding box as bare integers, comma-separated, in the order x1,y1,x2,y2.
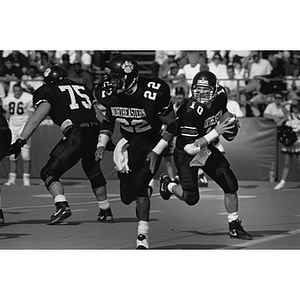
0,112,8,127
33,79,97,126
95,77,171,144
176,85,228,151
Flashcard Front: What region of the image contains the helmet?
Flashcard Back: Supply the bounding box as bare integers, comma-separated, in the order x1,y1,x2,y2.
43,65,67,84
105,55,139,94
191,71,218,105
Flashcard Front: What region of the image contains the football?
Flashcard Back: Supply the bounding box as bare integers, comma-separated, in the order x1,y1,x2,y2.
219,111,239,141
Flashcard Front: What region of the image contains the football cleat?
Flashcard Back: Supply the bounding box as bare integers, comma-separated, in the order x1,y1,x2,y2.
274,181,285,190
0,209,4,226
97,207,113,222
159,173,173,200
47,201,72,225
229,219,252,240
136,234,149,249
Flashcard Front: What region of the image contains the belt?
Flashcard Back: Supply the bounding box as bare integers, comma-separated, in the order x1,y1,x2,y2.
76,121,99,128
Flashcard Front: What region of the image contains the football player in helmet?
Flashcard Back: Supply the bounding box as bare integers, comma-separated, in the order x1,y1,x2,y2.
6,65,114,225
0,111,12,225
159,70,253,240
94,55,174,249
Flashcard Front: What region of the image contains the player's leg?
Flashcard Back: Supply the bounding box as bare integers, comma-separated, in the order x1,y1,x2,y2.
203,147,252,240
20,140,31,186
4,130,17,186
274,153,292,190
41,129,84,225
81,144,113,222
160,148,200,204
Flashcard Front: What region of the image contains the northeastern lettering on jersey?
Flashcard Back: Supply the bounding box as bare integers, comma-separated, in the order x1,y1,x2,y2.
177,85,228,150
95,77,171,143
110,107,146,119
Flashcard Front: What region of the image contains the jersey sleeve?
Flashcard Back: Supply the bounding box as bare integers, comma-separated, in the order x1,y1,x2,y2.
33,85,49,109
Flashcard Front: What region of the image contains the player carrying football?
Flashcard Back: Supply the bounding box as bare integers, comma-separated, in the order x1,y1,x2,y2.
159,70,252,240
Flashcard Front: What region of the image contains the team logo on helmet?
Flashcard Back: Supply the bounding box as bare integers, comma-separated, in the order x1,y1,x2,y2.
197,79,209,86
44,68,51,77
122,61,134,74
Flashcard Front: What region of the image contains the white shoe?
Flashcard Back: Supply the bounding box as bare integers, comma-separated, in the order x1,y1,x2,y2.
23,179,31,186
274,181,285,190
4,179,15,186
4,173,16,186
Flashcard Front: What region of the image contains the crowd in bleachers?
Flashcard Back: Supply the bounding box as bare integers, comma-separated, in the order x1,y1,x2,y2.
0,50,111,99
1,50,300,118
152,50,300,117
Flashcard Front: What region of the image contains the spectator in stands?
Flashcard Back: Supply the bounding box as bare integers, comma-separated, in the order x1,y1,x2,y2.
225,87,244,117
274,99,300,190
248,61,287,117
159,60,187,96
183,52,202,92
2,83,34,186
21,65,43,93
69,51,93,73
152,50,181,78
232,56,247,89
285,65,300,100
207,52,227,86
242,51,273,98
60,53,74,77
0,57,23,95
68,61,94,91
35,51,52,74
47,50,60,66
263,92,290,127
6,51,29,75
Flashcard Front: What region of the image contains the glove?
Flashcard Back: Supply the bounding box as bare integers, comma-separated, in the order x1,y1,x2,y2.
6,138,26,159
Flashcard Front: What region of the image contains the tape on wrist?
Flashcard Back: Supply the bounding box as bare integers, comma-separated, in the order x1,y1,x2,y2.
152,139,168,155
97,134,109,149
203,129,219,144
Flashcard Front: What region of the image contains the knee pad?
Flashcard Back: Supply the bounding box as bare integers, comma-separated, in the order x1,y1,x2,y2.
88,172,106,189
183,190,199,206
21,147,31,161
40,166,60,190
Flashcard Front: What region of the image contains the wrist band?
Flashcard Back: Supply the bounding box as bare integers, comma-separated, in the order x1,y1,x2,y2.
203,129,219,144
97,134,109,148
152,139,168,155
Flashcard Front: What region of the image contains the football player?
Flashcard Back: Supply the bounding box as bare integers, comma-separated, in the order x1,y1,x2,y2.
94,55,173,249
6,65,113,225
159,70,253,240
2,83,34,186
0,110,12,225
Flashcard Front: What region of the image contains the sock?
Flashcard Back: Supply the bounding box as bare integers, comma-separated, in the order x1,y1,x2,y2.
0,193,2,209
280,180,286,184
138,220,149,237
167,182,176,193
54,195,67,204
228,211,239,223
23,173,30,178
98,199,109,210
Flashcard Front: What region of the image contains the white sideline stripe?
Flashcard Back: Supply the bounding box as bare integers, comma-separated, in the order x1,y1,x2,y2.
224,228,300,249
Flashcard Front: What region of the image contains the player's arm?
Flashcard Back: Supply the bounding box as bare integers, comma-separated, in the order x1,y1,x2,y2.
6,102,50,158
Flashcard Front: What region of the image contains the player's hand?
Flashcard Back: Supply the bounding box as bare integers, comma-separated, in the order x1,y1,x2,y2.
146,151,159,174
6,138,26,159
215,117,236,136
94,146,106,161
